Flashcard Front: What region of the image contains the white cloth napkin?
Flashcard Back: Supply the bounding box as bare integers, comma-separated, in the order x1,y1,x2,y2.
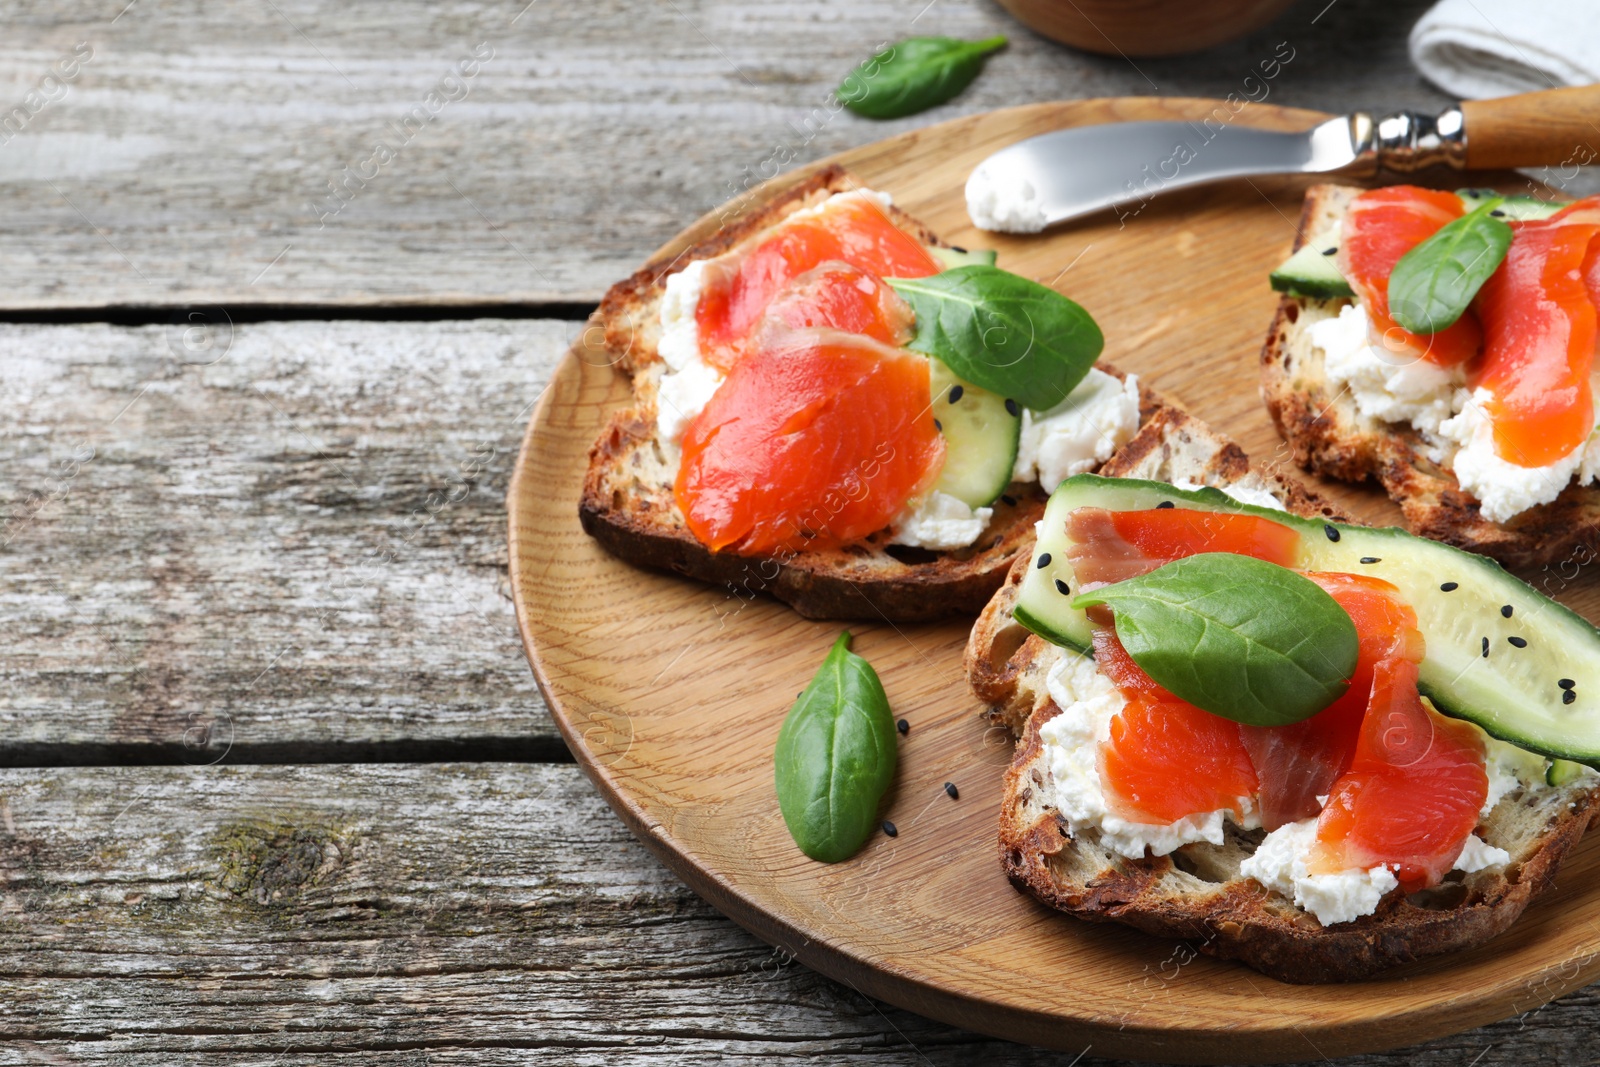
1409,0,1600,99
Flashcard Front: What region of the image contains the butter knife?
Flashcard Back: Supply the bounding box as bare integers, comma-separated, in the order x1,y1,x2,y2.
966,83,1600,232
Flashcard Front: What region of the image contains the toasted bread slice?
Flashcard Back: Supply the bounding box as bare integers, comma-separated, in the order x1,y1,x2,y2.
1260,182,1600,570
580,165,1168,621
966,407,1600,982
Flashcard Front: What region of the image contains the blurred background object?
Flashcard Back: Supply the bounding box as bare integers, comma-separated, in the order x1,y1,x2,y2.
991,0,1296,57
1409,0,1600,98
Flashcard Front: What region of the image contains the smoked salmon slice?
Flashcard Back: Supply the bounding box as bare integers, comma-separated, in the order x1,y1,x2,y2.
1338,185,1483,367
693,193,941,372
1093,627,1259,825
1241,572,1421,831
1065,506,1300,588
756,261,915,349
1471,212,1600,467
674,328,944,556
1309,653,1488,893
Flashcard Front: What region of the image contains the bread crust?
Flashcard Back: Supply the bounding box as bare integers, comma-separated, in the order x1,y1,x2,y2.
580,165,1167,620
1259,182,1600,570
966,406,1600,982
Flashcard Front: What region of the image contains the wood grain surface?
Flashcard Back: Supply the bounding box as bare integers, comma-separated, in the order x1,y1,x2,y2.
511,99,1600,1063
8,0,1600,1059
0,759,1582,1067
2,319,570,760
0,0,1471,311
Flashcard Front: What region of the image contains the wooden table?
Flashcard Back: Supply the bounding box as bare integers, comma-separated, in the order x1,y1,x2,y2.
5,0,1595,1062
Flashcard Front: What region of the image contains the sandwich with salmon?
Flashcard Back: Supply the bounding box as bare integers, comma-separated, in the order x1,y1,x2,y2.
968,407,1600,982
1262,183,1600,569
581,166,1163,620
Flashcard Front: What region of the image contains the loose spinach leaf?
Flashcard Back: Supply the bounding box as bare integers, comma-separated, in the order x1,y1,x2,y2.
774,632,898,863
888,265,1103,410
1388,198,1513,335
1072,553,1358,727
838,36,1006,120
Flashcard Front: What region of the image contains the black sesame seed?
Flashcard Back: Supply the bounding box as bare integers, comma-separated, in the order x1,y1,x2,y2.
950,245,968,254
1324,524,1340,542
948,384,964,403
1482,637,1490,657
1508,636,1528,648
1501,604,1513,618
896,718,909,736
1360,557,1381,564
1001,494,1017,507
1004,398,1020,417
1490,209,1506,217
1565,690,1578,705
1322,246,1338,256
1037,553,1052,569
1157,500,1176,509
1441,582,1459,592
1054,578,1071,595
944,782,959,800
933,419,942,432
1560,678,1576,690
882,820,898,837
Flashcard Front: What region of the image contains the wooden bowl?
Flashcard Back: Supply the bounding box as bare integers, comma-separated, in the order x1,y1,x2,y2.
995,0,1296,56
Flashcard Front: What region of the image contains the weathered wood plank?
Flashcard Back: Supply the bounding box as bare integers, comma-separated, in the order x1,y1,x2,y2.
0,0,1467,309
0,761,1587,1065
2,319,570,759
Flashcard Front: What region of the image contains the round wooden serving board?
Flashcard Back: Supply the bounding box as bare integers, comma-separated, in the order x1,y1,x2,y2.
509,99,1600,1063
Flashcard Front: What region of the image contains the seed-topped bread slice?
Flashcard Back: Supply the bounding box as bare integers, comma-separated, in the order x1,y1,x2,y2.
580,164,1169,621
965,406,1600,982
1259,181,1600,570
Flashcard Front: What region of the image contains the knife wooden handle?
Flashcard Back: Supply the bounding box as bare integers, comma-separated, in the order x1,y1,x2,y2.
1462,84,1600,170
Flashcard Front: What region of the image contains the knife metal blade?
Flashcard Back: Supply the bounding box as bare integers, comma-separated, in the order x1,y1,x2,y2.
966,108,1466,232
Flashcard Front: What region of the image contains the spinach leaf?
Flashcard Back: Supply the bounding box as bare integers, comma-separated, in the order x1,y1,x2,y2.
888,265,1103,410
774,632,897,862
1072,553,1358,727
1388,197,1513,335
838,36,1006,120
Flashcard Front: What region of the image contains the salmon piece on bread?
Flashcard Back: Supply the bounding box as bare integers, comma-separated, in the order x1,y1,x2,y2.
966,406,1600,982
1260,182,1600,570
580,165,1167,620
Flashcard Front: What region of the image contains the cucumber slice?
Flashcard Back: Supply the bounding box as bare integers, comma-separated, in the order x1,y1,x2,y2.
1456,187,1566,221
1547,759,1590,786
1014,474,1600,766
931,246,998,269
928,358,1020,509
1269,242,1353,299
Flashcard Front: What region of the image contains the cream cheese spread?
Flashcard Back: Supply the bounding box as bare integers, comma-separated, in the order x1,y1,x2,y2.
886,490,993,550
1439,390,1600,524
965,166,1049,234
1309,301,1600,523
1037,646,1540,926
1011,369,1142,495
